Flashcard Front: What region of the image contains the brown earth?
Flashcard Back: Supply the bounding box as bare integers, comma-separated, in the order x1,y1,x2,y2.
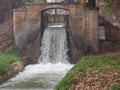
69,72,120,90
68,52,120,90
0,20,14,52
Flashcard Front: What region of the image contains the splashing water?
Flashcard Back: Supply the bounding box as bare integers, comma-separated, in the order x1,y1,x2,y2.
0,24,73,90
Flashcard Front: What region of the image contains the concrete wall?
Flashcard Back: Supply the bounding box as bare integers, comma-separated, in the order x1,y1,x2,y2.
13,9,41,62
13,10,27,51
13,3,99,63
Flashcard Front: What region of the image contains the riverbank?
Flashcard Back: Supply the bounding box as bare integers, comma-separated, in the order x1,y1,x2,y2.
0,46,26,84
55,52,120,90
0,19,35,85
0,61,24,84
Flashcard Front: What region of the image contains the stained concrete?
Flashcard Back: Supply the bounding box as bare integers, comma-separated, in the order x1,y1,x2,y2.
13,2,99,63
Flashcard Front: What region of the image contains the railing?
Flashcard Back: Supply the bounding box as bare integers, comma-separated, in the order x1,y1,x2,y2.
47,14,68,24
41,9,70,37
102,17,120,44
41,8,69,26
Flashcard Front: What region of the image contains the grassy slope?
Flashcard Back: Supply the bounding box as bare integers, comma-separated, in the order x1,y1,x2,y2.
0,45,21,72
54,53,120,90
0,54,19,71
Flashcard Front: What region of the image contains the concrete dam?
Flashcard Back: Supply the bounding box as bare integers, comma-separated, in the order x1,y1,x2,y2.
0,0,102,89
13,0,99,63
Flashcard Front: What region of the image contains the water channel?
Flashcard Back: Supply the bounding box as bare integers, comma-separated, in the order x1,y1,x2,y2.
0,25,73,90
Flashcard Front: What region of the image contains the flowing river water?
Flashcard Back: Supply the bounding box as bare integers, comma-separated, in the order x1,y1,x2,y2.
0,25,73,90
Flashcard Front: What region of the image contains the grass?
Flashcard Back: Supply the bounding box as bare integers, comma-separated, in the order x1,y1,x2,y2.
3,45,22,56
0,54,19,71
109,84,120,90
0,45,21,71
54,54,120,90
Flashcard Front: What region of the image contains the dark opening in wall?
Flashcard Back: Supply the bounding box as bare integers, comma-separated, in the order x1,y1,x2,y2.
40,8,69,38
85,0,96,7
64,15,73,63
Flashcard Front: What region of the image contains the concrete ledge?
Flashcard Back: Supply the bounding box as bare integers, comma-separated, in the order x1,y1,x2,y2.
26,2,80,6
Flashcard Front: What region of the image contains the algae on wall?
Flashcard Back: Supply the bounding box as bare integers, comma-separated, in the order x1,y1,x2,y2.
24,0,46,3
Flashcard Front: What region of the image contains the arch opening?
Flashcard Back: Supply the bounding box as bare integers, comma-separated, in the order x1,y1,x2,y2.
85,0,96,7
41,8,69,27
40,8,70,34
40,8,72,62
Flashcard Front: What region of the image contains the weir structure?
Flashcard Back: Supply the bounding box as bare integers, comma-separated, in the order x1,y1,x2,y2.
13,0,99,63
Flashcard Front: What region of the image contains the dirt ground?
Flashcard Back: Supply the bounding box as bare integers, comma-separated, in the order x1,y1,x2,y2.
0,20,14,52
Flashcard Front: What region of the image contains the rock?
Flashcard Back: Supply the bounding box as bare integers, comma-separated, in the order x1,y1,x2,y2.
11,61,24,72
0,61,25,84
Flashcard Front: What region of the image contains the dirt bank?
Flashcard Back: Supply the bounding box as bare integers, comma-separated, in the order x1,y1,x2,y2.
0,20,14,52
0,61,25,84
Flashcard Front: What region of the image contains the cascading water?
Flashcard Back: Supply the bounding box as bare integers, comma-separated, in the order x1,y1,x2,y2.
39,25,69,63
0,24,73,90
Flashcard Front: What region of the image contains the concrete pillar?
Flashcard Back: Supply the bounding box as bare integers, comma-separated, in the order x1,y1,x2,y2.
84,8,99,54
69,5,85,62
13,9,27,50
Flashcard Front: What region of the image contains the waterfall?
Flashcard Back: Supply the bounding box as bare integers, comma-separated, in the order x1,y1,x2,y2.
0,24,73,90
39,25,69,63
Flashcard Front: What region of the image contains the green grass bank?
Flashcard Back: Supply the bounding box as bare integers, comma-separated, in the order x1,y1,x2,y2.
54,53,120,90
0,45,21,72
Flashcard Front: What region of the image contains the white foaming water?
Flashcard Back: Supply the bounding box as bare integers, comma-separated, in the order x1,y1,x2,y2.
0,25,73,90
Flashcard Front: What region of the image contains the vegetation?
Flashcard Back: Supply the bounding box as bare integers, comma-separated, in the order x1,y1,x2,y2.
54,54,120,90
104,0,120,15
0,45,21,71
109,84,120,90
0,54,18,71
99,0,120,27
3,45,23,57
0,0,46,23
0,0,119,24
